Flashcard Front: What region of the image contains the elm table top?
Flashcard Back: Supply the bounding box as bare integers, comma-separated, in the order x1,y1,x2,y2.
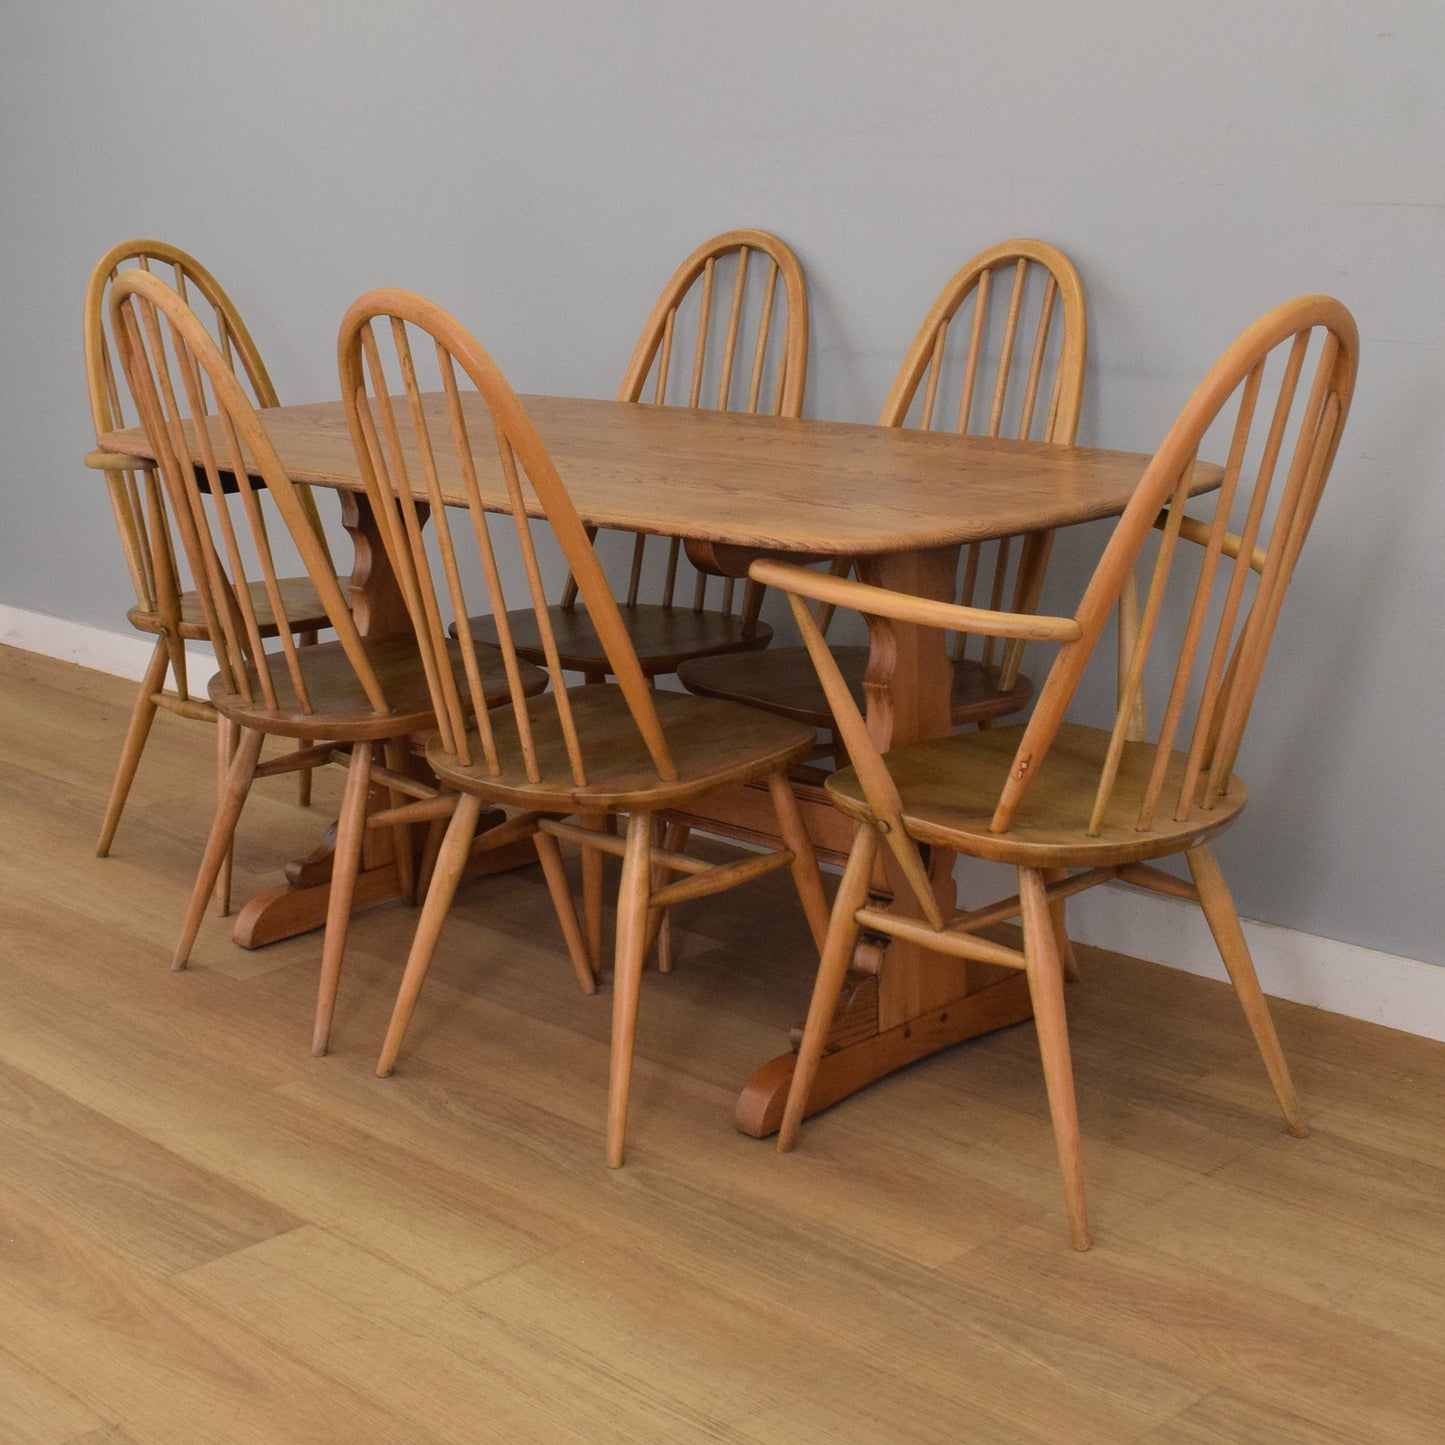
101,392,1219,556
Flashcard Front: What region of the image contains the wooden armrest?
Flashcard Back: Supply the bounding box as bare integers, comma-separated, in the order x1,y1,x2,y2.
748,559,1082,643
1156,510,1267,574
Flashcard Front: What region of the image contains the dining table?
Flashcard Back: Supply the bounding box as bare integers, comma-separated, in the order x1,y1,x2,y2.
98,394,1220,1137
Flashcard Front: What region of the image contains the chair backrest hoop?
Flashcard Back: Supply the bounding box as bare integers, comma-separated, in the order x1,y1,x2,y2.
569,230,809,621
992,294,1358,832
857,239,1087,674
337,288,678,788
617,228,809,418
108,267,379,715
879,238,1087,444
85,240,333,633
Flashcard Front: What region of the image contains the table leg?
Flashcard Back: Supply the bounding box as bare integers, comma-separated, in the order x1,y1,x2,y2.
731,544,1033,1137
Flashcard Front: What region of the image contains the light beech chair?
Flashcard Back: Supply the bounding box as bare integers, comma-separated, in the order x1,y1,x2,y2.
108,268,546,1054
466,228,808,682
678,239,1086,753
337,287,830,1166
757,295,1358,1249
84,241,343,878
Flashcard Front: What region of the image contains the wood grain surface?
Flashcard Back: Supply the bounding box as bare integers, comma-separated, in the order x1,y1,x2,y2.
3,645,1444,1442
102,393,1223,555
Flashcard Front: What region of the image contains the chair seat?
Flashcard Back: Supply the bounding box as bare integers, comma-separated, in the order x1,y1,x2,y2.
426,684,815,813
128,574,353,642
677,644,1033,728
465,603,772,678
210,634,548,741
826,722,1248,868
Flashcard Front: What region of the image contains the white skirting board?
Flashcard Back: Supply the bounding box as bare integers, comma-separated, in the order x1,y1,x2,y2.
1063,876,1444,1043
5,603,1442,1045
951,857,1445,1045
0,603,214,685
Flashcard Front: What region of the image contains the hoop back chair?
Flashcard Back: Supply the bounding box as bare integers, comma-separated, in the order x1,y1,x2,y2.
337,288,830,1166
754,295,1358,1249
467,229,808,680
84,240,341,862
679,238,1087,752
108,268,545,1055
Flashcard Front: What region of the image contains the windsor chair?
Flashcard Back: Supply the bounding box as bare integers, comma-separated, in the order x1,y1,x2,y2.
108,268,546,1055
338,288,830,1167
84,240,342,876
757,294,1358,1249
466,228,808,682
678,239,1086,750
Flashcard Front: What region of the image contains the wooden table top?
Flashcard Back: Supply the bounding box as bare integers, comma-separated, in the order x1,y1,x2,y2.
101,393,1220,557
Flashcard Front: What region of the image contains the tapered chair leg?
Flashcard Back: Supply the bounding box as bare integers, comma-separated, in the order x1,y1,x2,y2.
535,826,598,994
767,770,831,954
1187,843,1307,1138
296,630,318,807
214,715,238,916
1043,867,1082,983
312,741,373,1056
606,811,653,1168
416,793,451,900
173,726,264,971
1020,867,1091,1250
580,810,608,975
777,825,880,1152
96,637,169,857
382,736,416,906
376,792,485,1078
644,820,690,972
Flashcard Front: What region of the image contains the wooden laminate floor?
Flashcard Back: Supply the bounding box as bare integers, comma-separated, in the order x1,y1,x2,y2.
0,643,1442,1444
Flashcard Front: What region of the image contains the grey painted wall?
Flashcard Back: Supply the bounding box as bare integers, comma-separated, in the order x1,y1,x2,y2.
3,1,1442,965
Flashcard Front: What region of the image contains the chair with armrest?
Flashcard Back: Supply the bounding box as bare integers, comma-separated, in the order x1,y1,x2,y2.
85,240,344,884
756,294,1358,1248
337,287,830,1166
678,238,1086,752
466,228,808,682
109,268,547,1054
